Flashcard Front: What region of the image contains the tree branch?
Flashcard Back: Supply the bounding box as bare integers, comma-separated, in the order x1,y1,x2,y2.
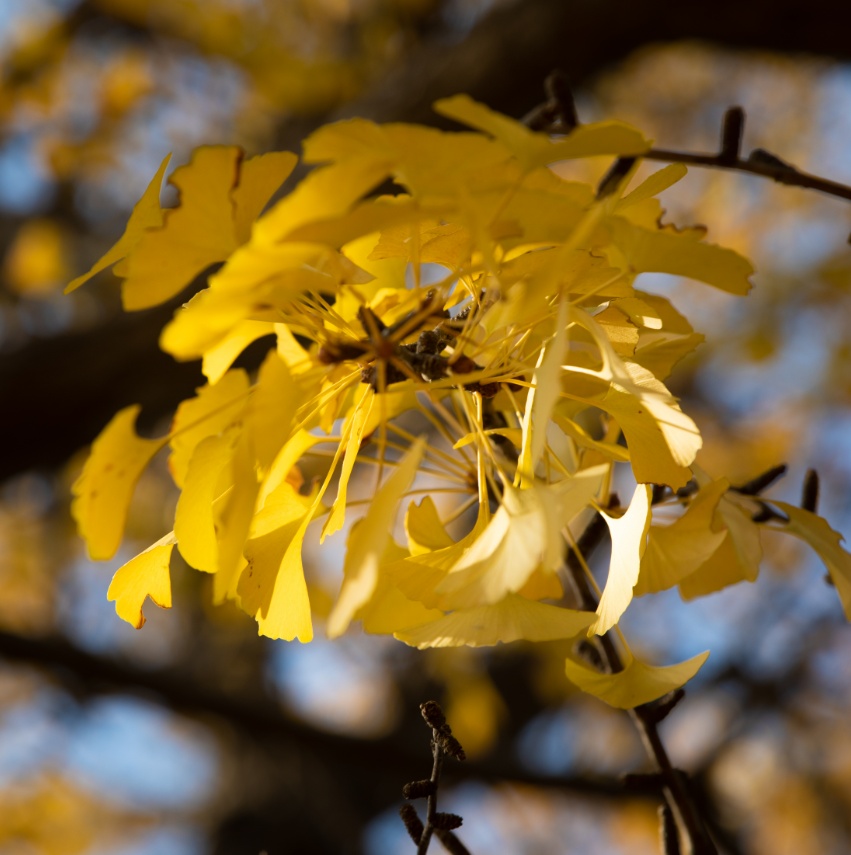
0,627,649,803
564,503,717,855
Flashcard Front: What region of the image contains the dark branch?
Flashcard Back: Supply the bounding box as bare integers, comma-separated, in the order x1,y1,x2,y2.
565,501,718,855
0,627,646,801
643,145,851,203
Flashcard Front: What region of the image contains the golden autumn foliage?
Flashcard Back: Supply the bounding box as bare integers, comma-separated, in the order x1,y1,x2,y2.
65,94,851,714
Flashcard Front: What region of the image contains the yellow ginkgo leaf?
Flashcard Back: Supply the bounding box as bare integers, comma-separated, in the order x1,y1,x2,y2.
434,95,650,169
244,528,313,642
71,405,168,560
107,532,176,629
632,293,704,380
65,153,170,293
566,308,702,489
322,388,375,541
168,369,250,489
325,540,426,634
564,649,709,709
247,349,303,471
120,146,242,310
174,433,236,573
765,501,851,620
231,150,298,242
202,320,276,384
253,154,393,244
239,481,319,641
395,594,594,649
605,216,754,296
214,433,260,601
406,495,456,556
678,489,763,599
359,562,445,636
635,479,728,596
591,483,652,636
517,298,569,483
327,438,425,638
616,163,689,211
435,470,606,610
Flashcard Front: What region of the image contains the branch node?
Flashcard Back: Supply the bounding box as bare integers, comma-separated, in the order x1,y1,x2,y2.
641,688,686,723
435,829,473,855
544,69,579,131
719,106,745,164
801,468,820,513
420,700,447,731
433,812,464,831
733,463,787,495
751,501,790,524
524,70,579,132
400,804,425,844
747,147,794,174
438,733,467,762
403,779,436,800
597,157,637,199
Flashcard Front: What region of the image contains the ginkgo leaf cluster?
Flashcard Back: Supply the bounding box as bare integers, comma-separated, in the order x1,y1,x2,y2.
66,95,851,709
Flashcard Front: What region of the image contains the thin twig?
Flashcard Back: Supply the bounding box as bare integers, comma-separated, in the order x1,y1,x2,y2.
416,736,444,855
401,701,468,855
642,146,851,203
529,72,851,216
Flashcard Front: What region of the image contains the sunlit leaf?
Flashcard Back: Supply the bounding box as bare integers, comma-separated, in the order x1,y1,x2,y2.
406,495,456,555
120,147,241,310
168,369,250,489
107,532,175,629
247,349,303,471
174,433,236,573
591,483,652,636
517,298,569,483
202,320,276,384
65,154,170,293
214,433,260,602
434,95,650,168
678,488,763,599
767,501,851,620
617,163,688,210
231,151,299,241
564,649,710,709
322,388,374,541
239,481,319,641
635,479,728,596
71,405,168,560
327,438,425,638
435,470,606,610
605,216,754,295
396,594,594,649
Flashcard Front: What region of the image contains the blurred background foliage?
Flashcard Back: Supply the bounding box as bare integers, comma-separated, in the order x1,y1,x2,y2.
2,1,851,853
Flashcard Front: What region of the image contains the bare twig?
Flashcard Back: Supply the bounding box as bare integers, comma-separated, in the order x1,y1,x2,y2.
643,145,851,204
400,701,469,855
801,469,820,513
529,72,851,216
